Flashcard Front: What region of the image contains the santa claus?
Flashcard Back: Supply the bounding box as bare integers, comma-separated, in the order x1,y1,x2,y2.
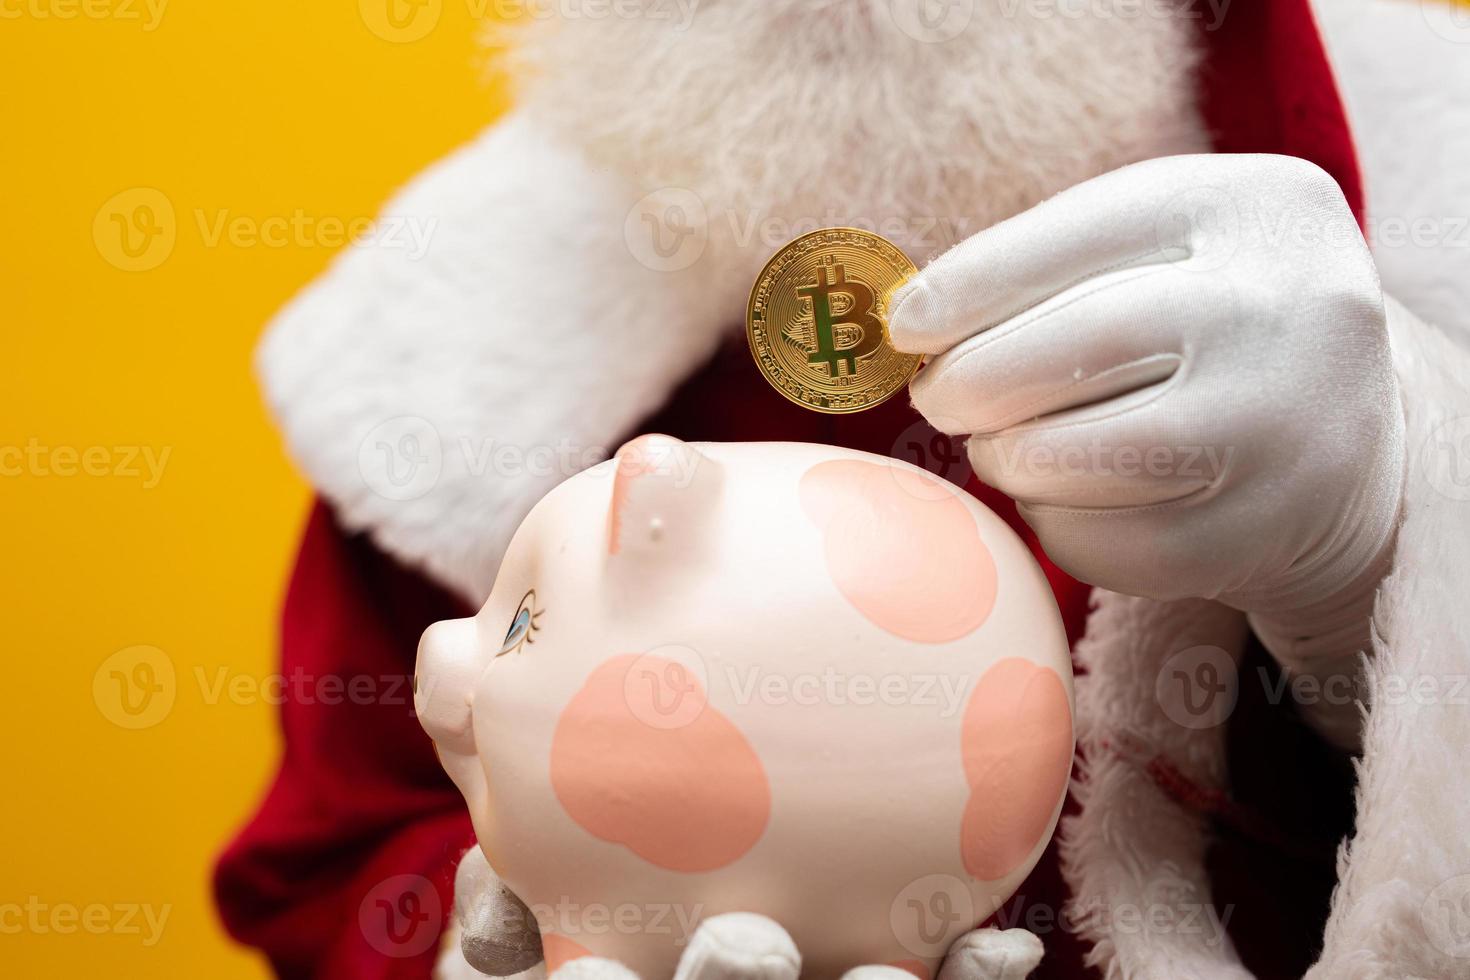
215,1,1470,978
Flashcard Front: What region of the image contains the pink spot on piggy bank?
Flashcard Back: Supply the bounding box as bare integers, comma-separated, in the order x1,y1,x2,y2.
550,654,771,873
800,460,998,644
960,659,1073,881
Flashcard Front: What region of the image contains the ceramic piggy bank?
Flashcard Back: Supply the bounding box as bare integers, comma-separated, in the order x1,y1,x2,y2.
416,436,1073,980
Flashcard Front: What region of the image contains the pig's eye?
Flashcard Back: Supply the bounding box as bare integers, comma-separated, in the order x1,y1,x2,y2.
497,589,543,657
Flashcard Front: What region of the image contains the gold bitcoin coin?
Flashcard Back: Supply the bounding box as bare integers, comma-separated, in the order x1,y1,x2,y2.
747,228,921,414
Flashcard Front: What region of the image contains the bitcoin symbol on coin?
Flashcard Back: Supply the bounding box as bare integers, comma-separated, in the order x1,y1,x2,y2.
747,228,921,414
800,262,884,377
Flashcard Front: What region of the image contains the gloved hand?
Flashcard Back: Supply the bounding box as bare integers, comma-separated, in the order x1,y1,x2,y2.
447,848,1043,980
888,154,1405,748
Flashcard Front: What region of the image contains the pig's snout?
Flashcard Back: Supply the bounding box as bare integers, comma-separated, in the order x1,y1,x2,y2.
415,617,482,756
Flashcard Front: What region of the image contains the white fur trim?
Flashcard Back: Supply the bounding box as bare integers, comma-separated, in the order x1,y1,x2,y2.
1304,298,1470,978
257,4,1207,603
1059,595,1254,979
256,112,745,604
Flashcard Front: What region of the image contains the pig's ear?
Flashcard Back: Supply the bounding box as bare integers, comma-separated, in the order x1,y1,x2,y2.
607,435,723,559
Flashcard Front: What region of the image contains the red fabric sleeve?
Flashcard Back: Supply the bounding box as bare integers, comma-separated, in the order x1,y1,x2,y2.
1197,0,1365,226
214,503,476,980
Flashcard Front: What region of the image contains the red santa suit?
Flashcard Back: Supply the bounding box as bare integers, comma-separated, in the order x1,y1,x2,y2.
215,2,1470,978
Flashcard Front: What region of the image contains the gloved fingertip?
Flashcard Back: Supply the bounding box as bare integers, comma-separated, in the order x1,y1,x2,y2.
674,912,800,980
939,928,1042,980
962,435,1011,487
887,277,936,354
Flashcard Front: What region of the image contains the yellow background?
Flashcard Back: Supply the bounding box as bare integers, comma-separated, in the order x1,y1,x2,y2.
1,2,506,976
5,1,1468,977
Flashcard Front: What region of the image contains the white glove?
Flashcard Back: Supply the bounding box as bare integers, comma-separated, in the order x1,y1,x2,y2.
446,849,1042,980
889,154,1405,748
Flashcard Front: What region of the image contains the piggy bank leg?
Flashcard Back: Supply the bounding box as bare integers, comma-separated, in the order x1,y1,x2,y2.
936,929,1042,980
438,927,546,980
838,931,1041,980
549,916,797,980
838,930,1041,980
454,847,544,977
673,913,801,980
